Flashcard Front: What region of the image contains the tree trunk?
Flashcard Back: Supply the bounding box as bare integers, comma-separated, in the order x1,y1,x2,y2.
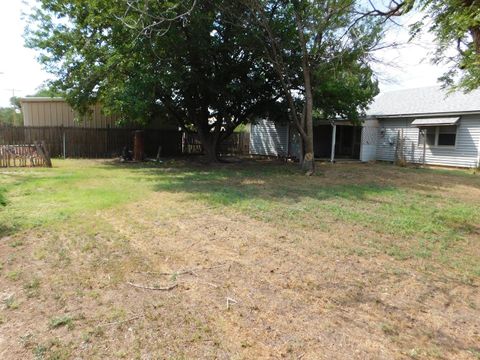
202,138,219,163
301,72,315,174
197,126,220,163
295,10,315,175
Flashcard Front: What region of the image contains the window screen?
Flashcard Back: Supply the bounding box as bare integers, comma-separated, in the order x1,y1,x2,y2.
418,126,457,146
438,125,457,146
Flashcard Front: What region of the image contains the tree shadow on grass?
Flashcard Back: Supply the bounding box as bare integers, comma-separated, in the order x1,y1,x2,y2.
102,159,399,206
99,160,480,249
99,159,480,207
0,187,6,207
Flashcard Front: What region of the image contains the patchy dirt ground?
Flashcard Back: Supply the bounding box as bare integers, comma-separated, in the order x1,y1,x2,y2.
0,160,479,359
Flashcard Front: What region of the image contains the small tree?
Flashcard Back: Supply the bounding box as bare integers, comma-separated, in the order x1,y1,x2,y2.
242,0,382,174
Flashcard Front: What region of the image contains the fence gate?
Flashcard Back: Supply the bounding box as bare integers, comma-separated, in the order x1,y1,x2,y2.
0,142,51,167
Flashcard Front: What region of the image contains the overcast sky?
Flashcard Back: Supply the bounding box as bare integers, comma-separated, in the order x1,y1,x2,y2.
0,0,450,108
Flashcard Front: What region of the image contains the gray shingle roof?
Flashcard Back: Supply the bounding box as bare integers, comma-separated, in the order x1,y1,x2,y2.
366,86,480,117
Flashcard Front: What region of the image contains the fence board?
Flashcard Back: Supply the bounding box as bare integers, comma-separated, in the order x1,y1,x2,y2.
0,126,183,158
0,126,249,159
183,132,250,155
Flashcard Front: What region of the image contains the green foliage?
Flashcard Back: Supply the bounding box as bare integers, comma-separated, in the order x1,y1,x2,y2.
25,0,381,159
305,1,382,121
28,86,64,98
49,316,74,329
0,107,23,126
25,0,286,158
408,0,480,91
245,0,381,122
4,296,19,310
10,96,21,110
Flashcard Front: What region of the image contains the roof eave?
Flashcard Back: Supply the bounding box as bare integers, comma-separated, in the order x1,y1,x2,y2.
20,97,65,103
367,110,480,119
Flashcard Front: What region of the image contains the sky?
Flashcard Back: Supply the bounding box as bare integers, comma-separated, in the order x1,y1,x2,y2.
0,0,450,108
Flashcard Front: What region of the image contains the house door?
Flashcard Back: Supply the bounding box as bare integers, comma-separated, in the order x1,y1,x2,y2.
335,125,361,159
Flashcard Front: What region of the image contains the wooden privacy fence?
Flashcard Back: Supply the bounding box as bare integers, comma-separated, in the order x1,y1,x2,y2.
0,126,182,159
182,132,250,155
0,142,51,168
0,126,250,160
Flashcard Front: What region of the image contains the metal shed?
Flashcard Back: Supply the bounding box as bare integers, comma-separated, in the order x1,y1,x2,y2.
20,98,120,128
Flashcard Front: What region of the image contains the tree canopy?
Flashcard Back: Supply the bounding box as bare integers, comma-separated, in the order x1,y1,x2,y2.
369,0,480,91
26,0,382,163
27,0,290,160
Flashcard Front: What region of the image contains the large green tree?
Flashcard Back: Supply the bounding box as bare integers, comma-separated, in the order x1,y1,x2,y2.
27,0,382,166
26,0,287,161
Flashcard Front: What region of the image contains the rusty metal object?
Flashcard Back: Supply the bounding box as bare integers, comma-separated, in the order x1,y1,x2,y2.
134,130,144,162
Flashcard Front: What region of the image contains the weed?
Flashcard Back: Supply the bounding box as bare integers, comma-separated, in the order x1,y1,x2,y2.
4,296,20,310
6,270,22,281
20,333,35,349
32,339,71,360
9,240,24,248
24,277,41,298
468,348,480,359
33,344,47,359
49,315,74,330
381,322,399,336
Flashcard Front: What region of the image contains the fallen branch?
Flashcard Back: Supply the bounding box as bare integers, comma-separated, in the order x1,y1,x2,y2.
127,282,178,291
134,263,229,277
98,314,143,327
134,269,196,277
226,297,237,310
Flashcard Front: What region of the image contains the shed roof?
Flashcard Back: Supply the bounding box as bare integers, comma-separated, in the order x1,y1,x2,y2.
20,97,65,103
366,86,480,117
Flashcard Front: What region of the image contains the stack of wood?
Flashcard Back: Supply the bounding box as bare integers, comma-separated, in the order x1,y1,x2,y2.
0,141,52,168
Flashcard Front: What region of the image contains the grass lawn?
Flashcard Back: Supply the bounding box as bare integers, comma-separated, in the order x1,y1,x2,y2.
0,159,479,359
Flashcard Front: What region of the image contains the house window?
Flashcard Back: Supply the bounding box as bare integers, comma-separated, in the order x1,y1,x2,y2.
418,126,457,147
438,125,457,146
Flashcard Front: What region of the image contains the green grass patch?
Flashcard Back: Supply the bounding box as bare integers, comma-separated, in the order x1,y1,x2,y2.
1,159,479,276
0,187,7,206
0,160,149,236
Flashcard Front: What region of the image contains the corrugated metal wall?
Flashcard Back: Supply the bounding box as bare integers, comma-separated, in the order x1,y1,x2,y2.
250,119,289,156
376,115,480,168
21,99,120,128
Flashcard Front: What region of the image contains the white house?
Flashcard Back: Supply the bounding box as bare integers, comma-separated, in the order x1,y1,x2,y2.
250,86,480,168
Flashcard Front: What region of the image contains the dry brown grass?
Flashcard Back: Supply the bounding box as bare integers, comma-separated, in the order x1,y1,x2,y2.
0,159,479,359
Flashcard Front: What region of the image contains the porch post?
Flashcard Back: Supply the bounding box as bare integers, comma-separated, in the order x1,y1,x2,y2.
330,123,336,163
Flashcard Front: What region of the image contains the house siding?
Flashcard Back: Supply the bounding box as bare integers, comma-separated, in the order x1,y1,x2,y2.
250,119,289,156
376,115,480,168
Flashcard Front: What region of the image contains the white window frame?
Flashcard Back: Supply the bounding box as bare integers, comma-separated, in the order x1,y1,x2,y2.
418,126,457,148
